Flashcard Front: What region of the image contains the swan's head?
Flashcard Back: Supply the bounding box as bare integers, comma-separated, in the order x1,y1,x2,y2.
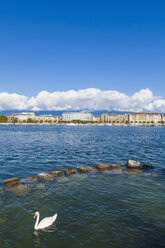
33,211,39,219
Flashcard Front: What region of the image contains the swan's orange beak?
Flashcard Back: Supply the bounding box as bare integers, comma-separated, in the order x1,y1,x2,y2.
33,214,36,219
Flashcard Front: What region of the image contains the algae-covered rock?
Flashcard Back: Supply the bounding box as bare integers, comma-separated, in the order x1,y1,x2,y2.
49,170,62,176
4,177,19,188
24,177,38,183
77,166,95,173
37,173,54,180
110,165,123,169
64,169,75,176
95,164,110,172
126,160,142,169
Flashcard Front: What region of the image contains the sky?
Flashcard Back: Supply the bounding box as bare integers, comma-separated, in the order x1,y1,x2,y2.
0,0,165,112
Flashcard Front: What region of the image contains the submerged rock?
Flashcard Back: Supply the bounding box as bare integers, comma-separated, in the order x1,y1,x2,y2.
141,165,154,169
56,176,69,183
24,177,38,183
13,184,29,195
49,170,62,176
64,169,75,176
95,164,110,172
110,165,123,174
126,160,142,169
70,173,87,181
37,173,54,180
77,166,95,173
36,182,46,189
126,169,142,175
110,165,123,170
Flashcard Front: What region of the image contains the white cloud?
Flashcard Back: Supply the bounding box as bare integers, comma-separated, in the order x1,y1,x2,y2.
0,92,28,111
0,88,165,112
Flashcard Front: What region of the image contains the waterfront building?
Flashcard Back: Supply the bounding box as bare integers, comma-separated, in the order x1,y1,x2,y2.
7,113,60,123
94,116,101,122
161,114,165,122
7,112,36,122
35,115,60,122
62,112,94,122
128,113,161,123
100,113,128,122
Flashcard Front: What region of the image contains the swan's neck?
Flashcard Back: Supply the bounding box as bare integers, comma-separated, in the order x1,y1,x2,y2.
34,213,40,229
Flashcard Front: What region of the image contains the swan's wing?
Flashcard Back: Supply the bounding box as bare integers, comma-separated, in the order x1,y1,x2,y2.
38,216,56,229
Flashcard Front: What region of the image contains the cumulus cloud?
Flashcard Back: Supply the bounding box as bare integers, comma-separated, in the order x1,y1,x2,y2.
0,88,164,112
0,92,28,111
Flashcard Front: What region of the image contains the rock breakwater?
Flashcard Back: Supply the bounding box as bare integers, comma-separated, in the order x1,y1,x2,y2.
3,160,155,194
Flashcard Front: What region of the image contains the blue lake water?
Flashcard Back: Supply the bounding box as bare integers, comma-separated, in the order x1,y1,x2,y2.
0,125,165,248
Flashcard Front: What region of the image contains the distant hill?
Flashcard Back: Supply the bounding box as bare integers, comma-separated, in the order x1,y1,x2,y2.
0,110,132,116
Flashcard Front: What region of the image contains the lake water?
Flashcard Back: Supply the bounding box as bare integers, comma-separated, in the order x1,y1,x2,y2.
0,125,165,248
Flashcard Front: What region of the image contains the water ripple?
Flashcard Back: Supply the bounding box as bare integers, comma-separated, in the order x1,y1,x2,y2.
0,126,165,247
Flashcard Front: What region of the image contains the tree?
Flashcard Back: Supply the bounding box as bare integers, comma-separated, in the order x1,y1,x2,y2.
13,118,18,123
27,118,33,123
0,115,7,123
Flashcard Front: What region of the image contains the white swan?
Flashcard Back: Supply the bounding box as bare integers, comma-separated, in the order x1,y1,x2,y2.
33,211,57,230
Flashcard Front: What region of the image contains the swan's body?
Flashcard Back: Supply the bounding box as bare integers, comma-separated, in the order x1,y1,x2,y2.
33,211,57,230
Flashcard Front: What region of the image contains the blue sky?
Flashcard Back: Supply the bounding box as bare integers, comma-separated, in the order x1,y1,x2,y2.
0,0,165,112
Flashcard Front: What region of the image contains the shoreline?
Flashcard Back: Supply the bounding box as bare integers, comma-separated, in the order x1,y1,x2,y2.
0,122,165,127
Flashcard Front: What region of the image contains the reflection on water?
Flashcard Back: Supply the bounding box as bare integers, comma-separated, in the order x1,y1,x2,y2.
33,225,57,248
0,126,165,248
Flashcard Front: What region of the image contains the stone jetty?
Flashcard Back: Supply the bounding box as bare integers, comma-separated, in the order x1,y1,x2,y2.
3,160,155,194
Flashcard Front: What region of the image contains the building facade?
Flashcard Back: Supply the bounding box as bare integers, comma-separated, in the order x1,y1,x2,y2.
93,116,101,122
100,113,128,122
128,113,161,123
7,113,60,123
161,114,165,122
62,112,94,122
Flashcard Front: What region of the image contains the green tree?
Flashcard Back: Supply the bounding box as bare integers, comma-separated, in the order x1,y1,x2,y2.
26,118,33,123
13,118,18,123
0,115,7,123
